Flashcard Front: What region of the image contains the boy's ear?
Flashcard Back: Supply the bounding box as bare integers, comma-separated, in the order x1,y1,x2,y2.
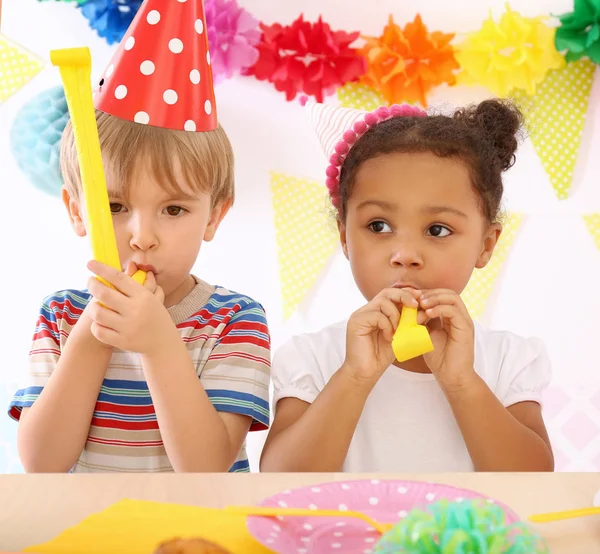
61,186,87,237
204,198,232,242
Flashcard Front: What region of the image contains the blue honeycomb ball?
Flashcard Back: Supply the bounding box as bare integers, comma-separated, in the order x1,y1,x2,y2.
10,86,69,198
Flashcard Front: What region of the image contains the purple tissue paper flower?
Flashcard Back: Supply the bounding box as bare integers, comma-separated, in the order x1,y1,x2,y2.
205,0,261,83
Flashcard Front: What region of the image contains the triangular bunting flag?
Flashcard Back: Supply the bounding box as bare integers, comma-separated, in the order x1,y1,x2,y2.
462,213,523,318
512,59,595,200
337,82,385,111
0,34,45,103
583,214,600,251
271,172,339,319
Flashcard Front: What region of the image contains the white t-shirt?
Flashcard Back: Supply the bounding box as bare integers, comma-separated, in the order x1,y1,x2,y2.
272,320,551,472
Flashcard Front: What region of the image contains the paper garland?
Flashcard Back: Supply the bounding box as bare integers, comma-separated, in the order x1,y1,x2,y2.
462,213,523,319
584,214,600,251
513,59,596,200
271,172,339,319
28,1,597,106
0,34,45,103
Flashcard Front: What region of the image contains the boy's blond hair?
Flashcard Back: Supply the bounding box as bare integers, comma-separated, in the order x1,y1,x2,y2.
60,110,234,209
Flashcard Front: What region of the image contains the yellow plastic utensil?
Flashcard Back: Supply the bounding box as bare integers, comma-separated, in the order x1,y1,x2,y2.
231,504,593,533
225,506,394,535
392,307,434,362
528,506,600,523
50,47,145,287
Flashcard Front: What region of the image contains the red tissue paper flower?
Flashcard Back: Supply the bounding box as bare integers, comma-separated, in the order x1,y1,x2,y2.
245,15,366,102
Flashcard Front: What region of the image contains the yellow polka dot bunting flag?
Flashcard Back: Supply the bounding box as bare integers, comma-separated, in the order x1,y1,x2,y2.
462,213,523,318
0,34,45,103
271,172,339,319
584,214,600,251
512,59,595,200
337,82,385,111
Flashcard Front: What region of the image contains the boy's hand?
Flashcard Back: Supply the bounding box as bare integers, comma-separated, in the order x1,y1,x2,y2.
419,288,477,391
86,260,175,356
73,300,114,351
341,287,422,387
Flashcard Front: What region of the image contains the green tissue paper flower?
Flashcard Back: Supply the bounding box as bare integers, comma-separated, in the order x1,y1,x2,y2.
373,499,549,554
555,0,600,63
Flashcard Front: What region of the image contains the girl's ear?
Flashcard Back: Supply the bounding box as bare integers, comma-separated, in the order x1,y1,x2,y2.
475,222,502,269
338,219,349,259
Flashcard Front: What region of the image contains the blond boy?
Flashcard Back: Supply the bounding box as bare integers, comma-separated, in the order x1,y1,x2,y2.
8,110,270,473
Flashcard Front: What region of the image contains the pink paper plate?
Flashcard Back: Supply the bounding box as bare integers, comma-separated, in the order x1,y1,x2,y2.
247,479,520,554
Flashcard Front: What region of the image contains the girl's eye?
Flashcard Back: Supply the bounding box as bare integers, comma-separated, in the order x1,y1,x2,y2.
427,224,451,237
110,203,124,214
166,206,185,216
369,220,392,233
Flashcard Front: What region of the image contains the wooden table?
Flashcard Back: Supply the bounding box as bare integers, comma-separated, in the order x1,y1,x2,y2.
1,473,599,553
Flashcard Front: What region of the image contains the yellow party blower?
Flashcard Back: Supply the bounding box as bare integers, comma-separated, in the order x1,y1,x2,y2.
392,307,434,362
50,47,145,286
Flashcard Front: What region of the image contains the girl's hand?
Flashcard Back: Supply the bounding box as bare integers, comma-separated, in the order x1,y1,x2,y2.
342,287,422,387
419,289,477,391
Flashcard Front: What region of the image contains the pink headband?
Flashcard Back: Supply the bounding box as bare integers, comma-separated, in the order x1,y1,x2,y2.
323,104,427,208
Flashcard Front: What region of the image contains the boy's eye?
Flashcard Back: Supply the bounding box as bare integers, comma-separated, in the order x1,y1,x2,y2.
166,206,185,216
427,224,451,237
110,203,124,213
369,220,392,233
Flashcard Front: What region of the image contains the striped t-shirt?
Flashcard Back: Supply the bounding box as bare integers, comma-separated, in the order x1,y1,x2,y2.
8,277,271,472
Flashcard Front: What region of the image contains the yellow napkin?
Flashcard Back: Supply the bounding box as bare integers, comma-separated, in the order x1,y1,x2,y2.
24,499,273,554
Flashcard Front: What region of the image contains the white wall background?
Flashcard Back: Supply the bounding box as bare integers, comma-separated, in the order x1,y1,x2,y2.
1,0,600,472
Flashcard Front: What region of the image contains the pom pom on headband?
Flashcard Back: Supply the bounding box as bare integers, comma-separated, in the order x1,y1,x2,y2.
322,103,427,205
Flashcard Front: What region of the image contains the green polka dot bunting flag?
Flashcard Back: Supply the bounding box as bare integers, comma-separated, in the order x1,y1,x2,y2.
271,172,339,319
337,82,386,111
584,214,600,251
461,213,523,319
513,59,596,200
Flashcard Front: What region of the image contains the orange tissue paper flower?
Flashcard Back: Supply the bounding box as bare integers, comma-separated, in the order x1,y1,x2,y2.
359,14,459,107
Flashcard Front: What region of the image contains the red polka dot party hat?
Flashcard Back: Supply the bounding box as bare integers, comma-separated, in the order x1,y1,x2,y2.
94,0,217,132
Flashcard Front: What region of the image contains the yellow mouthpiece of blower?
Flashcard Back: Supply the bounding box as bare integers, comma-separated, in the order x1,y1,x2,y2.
392,307,434,362
50,47,145,286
